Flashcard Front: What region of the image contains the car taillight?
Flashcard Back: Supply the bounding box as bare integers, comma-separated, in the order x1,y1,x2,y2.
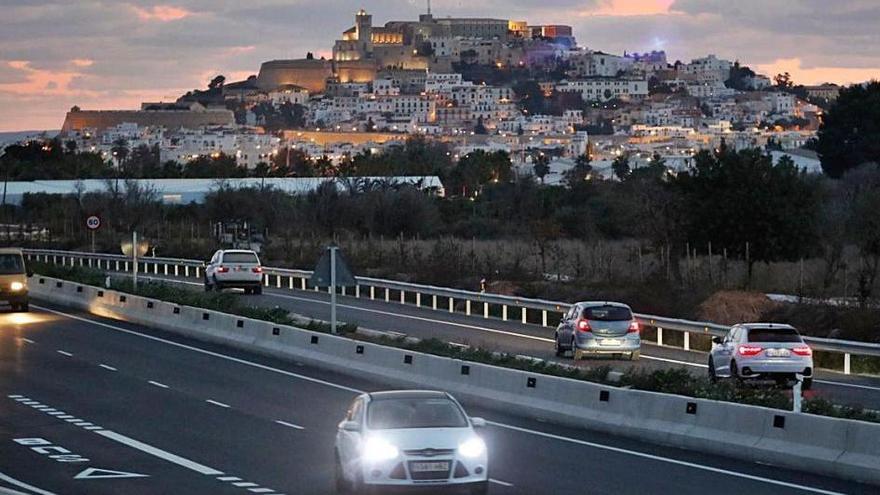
792,346,812,356
628,321,640,334
738,345,763,357
252,266,263,273
217,266,229,273
577,319,591,332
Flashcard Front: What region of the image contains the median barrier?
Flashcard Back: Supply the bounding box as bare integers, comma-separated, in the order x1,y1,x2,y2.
29,276,880,485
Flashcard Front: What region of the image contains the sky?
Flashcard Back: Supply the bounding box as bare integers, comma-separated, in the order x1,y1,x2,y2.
1,0,879,132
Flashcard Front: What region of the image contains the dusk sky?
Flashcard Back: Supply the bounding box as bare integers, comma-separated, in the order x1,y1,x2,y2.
1,0,879,132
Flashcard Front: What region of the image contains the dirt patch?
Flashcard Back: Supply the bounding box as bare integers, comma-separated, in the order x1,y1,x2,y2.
697,291,781,325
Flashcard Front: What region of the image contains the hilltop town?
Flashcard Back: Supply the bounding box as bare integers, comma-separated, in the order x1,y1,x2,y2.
56,5,838,183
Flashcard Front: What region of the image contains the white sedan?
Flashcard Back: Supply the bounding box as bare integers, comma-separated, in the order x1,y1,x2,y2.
335,390,489,494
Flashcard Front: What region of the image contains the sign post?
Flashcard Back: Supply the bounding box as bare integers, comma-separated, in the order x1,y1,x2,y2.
86,215,101,253
132,231,138,290
309,246,356,334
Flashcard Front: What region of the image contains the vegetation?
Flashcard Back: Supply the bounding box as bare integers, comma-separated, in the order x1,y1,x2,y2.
817,81,880,178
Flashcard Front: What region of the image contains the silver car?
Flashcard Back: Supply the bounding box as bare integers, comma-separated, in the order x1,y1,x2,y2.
708,323,814,389
335,390,489,494
554,302,641,361
204,249,264,294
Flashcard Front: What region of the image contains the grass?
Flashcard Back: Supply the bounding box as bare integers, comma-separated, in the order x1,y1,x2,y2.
33,262,880,424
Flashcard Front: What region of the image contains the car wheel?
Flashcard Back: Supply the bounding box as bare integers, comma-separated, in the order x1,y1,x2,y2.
554,335,565,357
802,377,813,391
334,453,350,494
629,350,640,361
470,480,490,495
571,338,583,361
708,358,718,383
204,277,212,292
730,361,742,386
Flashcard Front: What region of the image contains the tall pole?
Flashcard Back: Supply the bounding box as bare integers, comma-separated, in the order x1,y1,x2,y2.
91,230,96,253
330,245,338,334
132,231,139,289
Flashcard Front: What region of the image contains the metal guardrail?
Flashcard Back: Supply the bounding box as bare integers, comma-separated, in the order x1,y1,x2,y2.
23,249,880,373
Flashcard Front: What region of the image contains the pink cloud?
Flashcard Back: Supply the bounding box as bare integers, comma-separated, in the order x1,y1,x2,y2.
585,0,675,16
132,5,192,22
0,60,97,98
71,59,94,68
756,58,880,86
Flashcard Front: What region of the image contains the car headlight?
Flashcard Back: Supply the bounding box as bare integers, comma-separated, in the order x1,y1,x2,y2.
10,282,24,292
458,437,486,458
362,437,399,462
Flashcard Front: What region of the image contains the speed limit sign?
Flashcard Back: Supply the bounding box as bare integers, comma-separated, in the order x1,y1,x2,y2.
86,215,101,230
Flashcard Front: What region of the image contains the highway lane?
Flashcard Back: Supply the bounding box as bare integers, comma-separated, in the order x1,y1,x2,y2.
135,273,880,410
1,305,874,495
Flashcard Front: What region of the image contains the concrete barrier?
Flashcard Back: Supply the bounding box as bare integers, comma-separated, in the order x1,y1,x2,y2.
30,276,880,485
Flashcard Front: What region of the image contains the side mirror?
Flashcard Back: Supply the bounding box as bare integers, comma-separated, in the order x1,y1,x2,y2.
470,417,486,428
712,336,723,345
339,420,360,432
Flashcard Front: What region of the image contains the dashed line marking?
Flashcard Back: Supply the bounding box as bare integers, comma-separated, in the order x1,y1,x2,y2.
65,418,83,423
83,426,104,431
99,364,118,371
490,478,515,487
248,488,276,493
57,415,74,419
148,381,170,389
206,399,230,408
232,482,259,488
95,430,224,476
218,476,243,482
47,411,66,416
56,350,73,357
274,420,305,430
20,338,35,344
7,395,23,399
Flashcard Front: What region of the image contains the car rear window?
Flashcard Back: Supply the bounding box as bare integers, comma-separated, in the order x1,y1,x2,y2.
222,253,259,264
367,398,468,430
583,305,632,321
747,328,803,343
0,254,24,275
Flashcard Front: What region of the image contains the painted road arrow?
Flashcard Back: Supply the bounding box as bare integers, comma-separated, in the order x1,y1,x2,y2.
74,467,149,480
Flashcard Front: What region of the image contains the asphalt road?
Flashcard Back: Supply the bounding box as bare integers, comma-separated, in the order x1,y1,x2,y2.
135,273,880,410
0,305,875,495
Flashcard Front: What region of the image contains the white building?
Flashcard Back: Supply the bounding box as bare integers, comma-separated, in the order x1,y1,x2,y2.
556,78,648,102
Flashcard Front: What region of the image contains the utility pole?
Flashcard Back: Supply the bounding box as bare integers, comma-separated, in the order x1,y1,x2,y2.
132,231,139,289
330,245,338,334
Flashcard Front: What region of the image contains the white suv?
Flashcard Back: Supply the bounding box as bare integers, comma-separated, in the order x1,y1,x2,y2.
204,250,264,294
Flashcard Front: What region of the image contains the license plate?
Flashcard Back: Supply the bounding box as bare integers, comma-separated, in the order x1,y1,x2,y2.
766,348,791,357
410,462,449,472
600,339,621,346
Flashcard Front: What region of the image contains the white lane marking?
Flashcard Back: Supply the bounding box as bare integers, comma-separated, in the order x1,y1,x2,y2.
83,426,104,431
0,472,57,495
57,415,74,419
36,306,858,493
7,395,23,399
56,350,73,357
248,488,276,493
206,399,230,408
488,421,844,495
95,430,224,476
99,364,118,372
20,338,35,344
274,420,305,430
148,381,170,389
74,467,149,480
73,422,93,427
136,280,880,392
35,305,362,394
815,379,880,391
489,478,514,487
233,482,259,487
217,476,243,482
65,418,83,423
47,411,66,416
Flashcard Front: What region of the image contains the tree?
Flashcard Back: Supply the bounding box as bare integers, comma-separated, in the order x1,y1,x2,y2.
564,153,592,188
533,154,550,184
816,82,880,178
677,149,821,285
611,155,631,181
306,52,315,60
208,75,226,91
774,72,793,89
841,164,880,303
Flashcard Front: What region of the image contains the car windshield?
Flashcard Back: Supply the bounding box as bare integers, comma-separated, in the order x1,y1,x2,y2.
367,398,468,430
747,328,803,343
583,306,632,321
223,253,259,264
0,254,24,275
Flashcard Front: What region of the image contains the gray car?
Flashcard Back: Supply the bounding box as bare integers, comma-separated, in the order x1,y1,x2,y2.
708,323,813,389
554,302,641,361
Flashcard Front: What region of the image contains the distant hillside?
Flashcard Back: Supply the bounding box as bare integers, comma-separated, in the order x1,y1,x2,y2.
0,130,59,147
